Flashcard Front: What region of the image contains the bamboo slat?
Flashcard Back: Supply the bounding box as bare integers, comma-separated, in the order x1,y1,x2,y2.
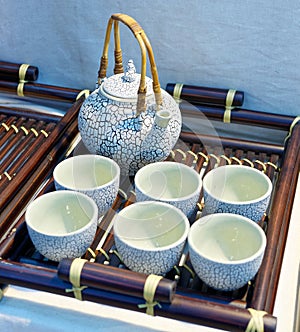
0,117,26,153
0,116,17,136
0,259,277,332
251,123,300,312
179,131,284,156
0,80,87,103
0,178,55,258
0,122,55,206
0,118,34,161
0,61,39,82
0,121,51,181
0,98,84,236
0,106,62,123
84,194,125,262
179,101,295,131
58,258,177,303
166,83,244,107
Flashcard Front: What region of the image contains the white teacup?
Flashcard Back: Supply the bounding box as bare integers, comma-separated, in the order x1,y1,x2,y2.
25,191,98,262
53,155,120,217
202,165,273,222
188,213,267,291
134,161,202,220
113,201,190,275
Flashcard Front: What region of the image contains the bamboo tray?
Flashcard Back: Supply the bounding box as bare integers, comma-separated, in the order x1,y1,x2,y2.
0,97,84,240
0,93,299,330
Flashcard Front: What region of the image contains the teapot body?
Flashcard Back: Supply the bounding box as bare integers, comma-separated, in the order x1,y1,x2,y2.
78,87,181,175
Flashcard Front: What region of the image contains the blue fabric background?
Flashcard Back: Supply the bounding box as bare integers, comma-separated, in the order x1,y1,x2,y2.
1,0,299,116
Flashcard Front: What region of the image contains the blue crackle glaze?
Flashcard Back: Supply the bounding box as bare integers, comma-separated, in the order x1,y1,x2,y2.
27,221,97,262
189,243,264,291
114,234,186,276
202,191,271,222
78,78,181,176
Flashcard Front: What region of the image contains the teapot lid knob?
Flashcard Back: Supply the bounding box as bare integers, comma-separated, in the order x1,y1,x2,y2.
101,59,153,99
122,59,136,83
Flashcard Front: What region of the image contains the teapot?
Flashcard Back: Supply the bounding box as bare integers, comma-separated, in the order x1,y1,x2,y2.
78,13,181,175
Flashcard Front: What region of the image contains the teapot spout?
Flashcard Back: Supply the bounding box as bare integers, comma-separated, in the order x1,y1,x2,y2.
154,109,171,128
139,109,173,166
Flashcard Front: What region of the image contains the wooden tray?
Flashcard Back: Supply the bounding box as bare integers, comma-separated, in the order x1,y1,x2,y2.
0,102,299,331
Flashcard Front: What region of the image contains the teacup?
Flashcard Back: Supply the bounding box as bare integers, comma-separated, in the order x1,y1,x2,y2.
188,213,267,291
202,165,273,222
113,201,190,275
134,161,202,220
53,154,120,217
25,191,98,262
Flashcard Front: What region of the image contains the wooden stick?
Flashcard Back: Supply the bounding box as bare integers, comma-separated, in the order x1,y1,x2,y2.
0,98,83,235
179,101,295,131
0,259,277,332
0,117,26,154
0,118,35,163
250,123,300,312
0,118,34,161
179,131,284,156
0,119,78,237
0,80,87,103
0,121,79,238
58,258,177,303
166,83,244,107
0,120,47,175
92,191,135,263
0,61,39,82
0,121,53,190
83,193,126,261
0,178,55,258
0,106,62,123
0,116,16,137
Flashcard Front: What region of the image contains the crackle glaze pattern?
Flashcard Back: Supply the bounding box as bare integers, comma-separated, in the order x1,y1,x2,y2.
114,234,185,276
27,221,97,262
78,88,181,175
54,181,119,217
189,244,264,291
140,119,173,165
202,192,271,222
103,72,153,99
135,187,199,221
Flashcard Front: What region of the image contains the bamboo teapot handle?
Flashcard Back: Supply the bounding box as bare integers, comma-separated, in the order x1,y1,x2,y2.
97,13,163,113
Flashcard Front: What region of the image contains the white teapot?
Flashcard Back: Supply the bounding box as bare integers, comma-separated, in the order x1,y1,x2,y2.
78,13,181,175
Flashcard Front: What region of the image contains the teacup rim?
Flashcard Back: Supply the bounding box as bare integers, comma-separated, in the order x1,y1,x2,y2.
188,213,267,265
25,190,98,237
202,165,273,205
113,201,190,251
135,161,202,202
53,154,120,191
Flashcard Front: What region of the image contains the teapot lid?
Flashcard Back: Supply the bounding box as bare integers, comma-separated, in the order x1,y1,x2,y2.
101,59,153,100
